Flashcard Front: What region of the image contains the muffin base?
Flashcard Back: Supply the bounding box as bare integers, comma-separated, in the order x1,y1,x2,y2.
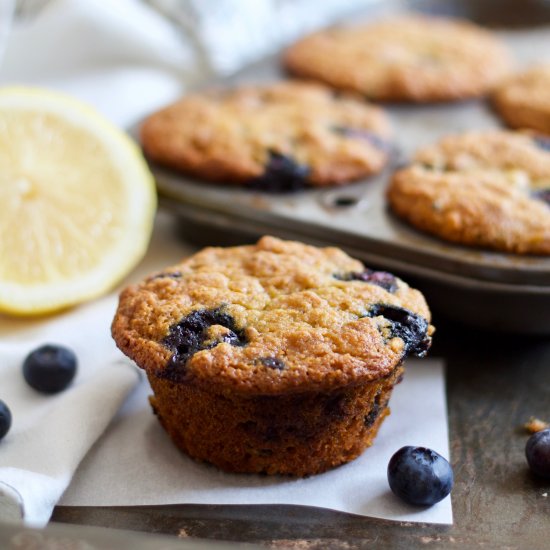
147,363,404,477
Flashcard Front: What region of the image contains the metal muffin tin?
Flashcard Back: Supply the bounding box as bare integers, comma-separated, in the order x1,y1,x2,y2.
146,23,550,334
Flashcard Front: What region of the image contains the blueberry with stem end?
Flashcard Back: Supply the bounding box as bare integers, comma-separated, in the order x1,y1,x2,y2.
525,428,550,479
388,446,453,506
0,400,11,441
23,344,78,394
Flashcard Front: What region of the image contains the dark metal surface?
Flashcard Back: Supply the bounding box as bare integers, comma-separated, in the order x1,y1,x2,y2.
0,520,257,549
51,319,550,549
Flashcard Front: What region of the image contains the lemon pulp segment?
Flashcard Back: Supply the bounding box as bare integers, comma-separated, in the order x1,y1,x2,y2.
0,87,157,314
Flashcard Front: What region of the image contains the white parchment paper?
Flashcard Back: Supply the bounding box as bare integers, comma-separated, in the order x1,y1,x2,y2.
60,359,452,524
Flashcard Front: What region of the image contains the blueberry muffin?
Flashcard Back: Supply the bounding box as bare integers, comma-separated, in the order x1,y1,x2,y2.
140,81,391,190
493,65,550,134
388,131,550,254
112,236,434,476
284,15,512,102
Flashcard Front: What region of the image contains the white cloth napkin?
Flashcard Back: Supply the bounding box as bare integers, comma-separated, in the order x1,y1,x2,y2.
0,355,139,527
0,289,144,527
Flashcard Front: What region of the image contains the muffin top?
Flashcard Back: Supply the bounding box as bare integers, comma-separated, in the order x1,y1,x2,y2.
140,81,391,189
492,65,550,134
112,237,433,395
388,131,550,254
284,15,512,102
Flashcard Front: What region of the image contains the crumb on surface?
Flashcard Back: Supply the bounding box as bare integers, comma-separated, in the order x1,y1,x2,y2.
524,417,549,434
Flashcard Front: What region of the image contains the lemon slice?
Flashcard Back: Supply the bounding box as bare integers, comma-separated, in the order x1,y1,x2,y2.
0,87,157,315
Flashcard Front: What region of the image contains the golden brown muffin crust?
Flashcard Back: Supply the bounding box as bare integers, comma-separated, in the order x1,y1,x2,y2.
147,363,404,476
284,15,512,102
388,131,550,254
493,65,550,134
140,81,391,187
112,236,432,395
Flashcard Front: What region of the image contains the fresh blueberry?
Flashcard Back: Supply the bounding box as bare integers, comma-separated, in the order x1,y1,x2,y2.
22,344,78,394
525,428,550,479
0,400,12,441
247,151,310,193
388,446,454,506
